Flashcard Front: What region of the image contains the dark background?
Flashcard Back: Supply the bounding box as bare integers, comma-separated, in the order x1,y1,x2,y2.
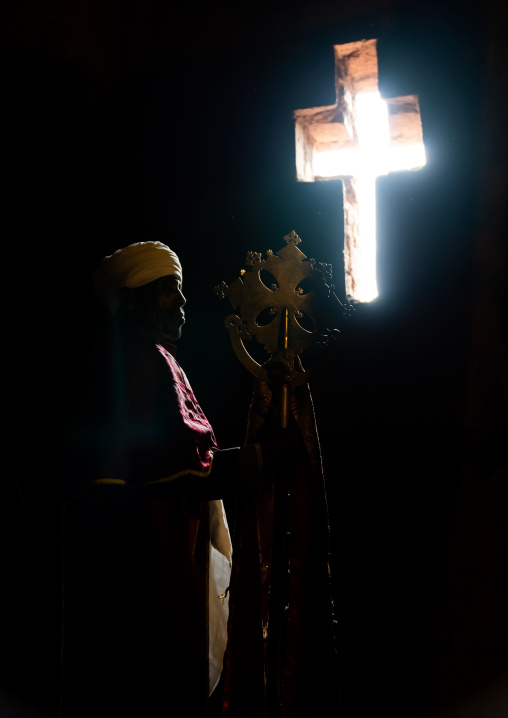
2,0,507,716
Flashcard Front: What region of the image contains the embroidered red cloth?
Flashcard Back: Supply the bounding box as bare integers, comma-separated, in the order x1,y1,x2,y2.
150,341,218,480
62,320,218,497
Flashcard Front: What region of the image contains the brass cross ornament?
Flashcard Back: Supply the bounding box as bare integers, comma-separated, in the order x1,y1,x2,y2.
214,231,347,387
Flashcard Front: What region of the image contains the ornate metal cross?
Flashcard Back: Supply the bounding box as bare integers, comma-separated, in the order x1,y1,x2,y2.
215,231,344,715
214,230,342,423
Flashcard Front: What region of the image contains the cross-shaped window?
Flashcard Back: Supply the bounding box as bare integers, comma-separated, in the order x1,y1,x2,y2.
294,39,426,302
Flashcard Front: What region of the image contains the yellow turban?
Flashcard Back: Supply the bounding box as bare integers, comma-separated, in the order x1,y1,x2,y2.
92,241,183,312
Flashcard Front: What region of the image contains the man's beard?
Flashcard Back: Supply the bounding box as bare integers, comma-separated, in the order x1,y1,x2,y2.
158,309,185,342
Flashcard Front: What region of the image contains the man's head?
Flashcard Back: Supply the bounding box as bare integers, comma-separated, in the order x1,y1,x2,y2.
119,274,186,342
93,241,186,342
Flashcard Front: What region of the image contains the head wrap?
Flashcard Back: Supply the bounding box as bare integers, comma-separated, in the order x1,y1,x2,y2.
92,241,183,312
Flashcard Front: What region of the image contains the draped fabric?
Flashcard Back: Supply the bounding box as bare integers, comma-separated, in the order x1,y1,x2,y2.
61,316,217,498
221,377,342,718
62,485,212,718
60,317,231,717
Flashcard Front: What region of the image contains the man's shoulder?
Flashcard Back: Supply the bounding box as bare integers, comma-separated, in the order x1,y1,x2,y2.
87,325,164,376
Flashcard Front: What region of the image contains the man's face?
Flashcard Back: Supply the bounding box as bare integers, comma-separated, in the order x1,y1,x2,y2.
123,274,186,342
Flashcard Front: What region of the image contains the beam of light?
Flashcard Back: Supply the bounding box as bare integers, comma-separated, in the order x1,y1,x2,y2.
312,92,426,303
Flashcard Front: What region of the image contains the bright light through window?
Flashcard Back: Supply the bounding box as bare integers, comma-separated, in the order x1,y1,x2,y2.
294,39,426,303
311,93,426,302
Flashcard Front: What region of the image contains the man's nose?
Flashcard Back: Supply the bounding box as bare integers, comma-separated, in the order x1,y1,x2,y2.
175,288,186,307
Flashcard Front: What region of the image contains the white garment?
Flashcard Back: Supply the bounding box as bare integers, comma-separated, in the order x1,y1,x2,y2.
208,499,232,695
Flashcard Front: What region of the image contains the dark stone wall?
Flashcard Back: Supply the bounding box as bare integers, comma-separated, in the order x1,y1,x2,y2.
1,1,506,716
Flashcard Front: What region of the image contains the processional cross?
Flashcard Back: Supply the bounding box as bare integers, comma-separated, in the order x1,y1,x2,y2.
215,231,344,716
215,230,341,418
294,38,426,302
